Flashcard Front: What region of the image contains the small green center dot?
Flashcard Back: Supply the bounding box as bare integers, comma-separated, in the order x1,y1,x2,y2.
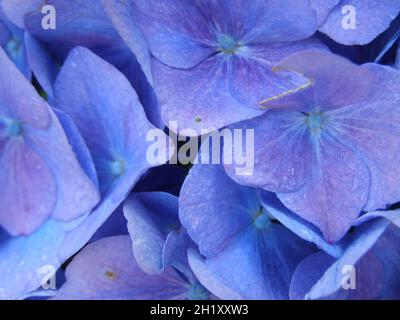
253,207,271,230
195,117,202,123
110,159,126,177
5,120,23,137
217,34,240,55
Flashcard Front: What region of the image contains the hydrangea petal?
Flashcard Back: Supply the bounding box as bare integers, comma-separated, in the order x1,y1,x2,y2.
230,38,327,107
54,47,164,195
0,220,65,299
100,0,153,84
187,249,242,300
24,0,121,60
309,0,340,26
290,250,384,300
278,133,369,243
305,219,389,299
224,110,312,193
132,0,215,69
206,224,314,299
54,236,189,300
24,33,58,103
0,47,49,129
53,47,169,261
124,192,180,274
155,55,262,135
260,51,376,111
180,164,258,257
328,64,400,211
259,191,342,257
0,140,56,235
1,0,41,29
319,0,400,45
355,209,400,228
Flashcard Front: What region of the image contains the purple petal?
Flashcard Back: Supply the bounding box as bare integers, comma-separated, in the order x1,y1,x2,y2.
0,140,56,235
155,55,262,135
132,0,215,69
260,50,376,111
328,64,400,211
309,0,340,26
319,0,400,45
278,133,369,243
224,110,313,193
290,250,384,300
54,236,189,300
305,219,389,299
260,191,342,257
1,0,41,29
0,47,49,129
230,38,327,107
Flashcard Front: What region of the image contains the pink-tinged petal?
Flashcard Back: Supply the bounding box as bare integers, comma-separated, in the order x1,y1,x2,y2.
0,48,50,129
260,51,376,112
328,64,400,211
319,0,400,45
0,139,56,235
24,111,100,223
225,110,313,193
278,133,370,243
155,56,262,135
54,236,188,300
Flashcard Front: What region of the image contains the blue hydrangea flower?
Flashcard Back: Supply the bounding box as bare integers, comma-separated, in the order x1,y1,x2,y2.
0,46,169,299
110,0,325,134
179,163,317,299
225,50,400,243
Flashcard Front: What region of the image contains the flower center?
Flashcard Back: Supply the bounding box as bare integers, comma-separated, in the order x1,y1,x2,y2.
254,207,271,230
110,159,126,177
1,118,23,137
6,38,22,61
217,34,239,54
187,282,210,300
304,111,327,134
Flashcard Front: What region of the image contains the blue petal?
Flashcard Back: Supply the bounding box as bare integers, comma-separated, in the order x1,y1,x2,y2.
123,192,180,274
260,191,342,257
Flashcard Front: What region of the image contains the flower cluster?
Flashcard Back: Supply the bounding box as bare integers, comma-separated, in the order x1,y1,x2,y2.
0,0,400,300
